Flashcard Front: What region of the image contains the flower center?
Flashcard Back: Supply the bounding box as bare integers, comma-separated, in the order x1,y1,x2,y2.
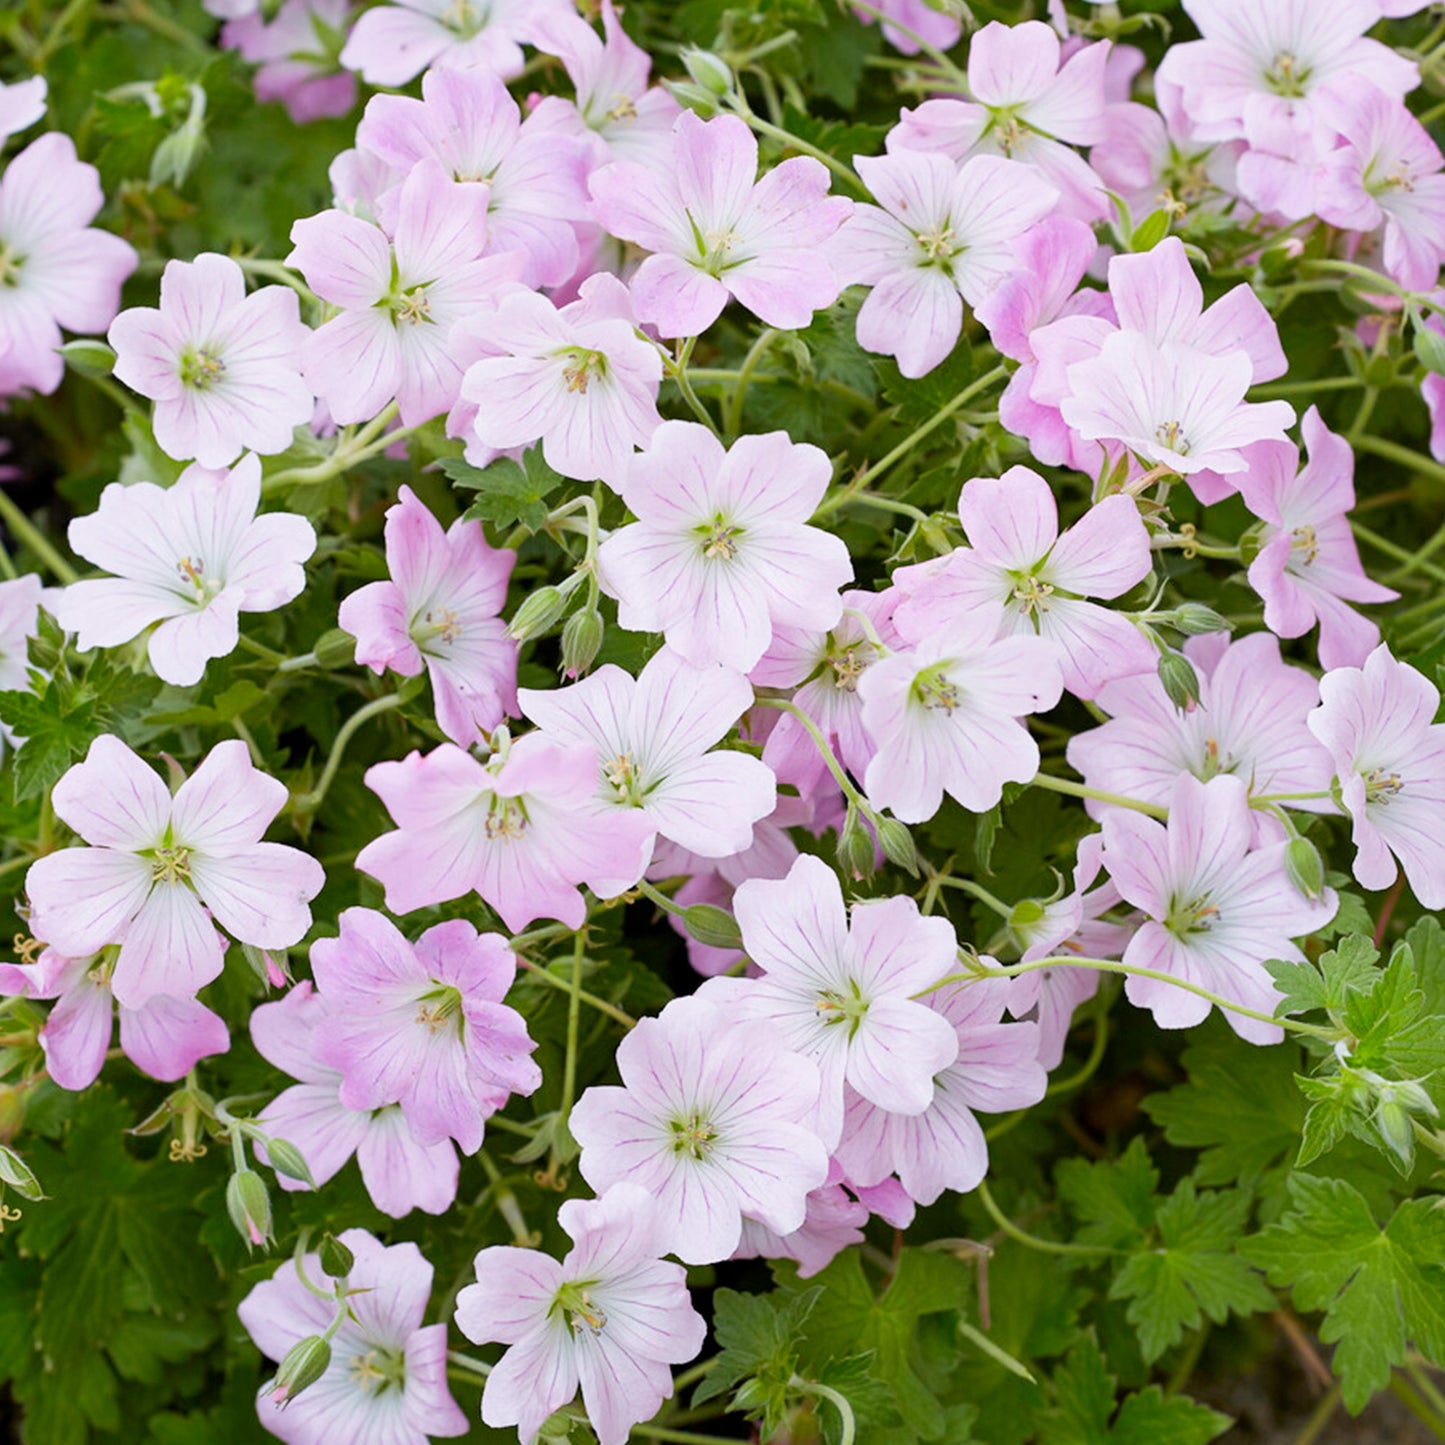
1363,767,1404,805
604,94,638,125
1264,50,1310,97
558,347,606,395
389,286,432,326
1165,892,1220,938
441,0,488,38
916,223,958,264
1196,736,1237,782
176,555,222,604
697,516,744,561
350,1346,406,1394
484,796,528,842
829,644,869,692
669,1110,718,1160
912,663,961,713
0,244,24,288
179,346,226,391
1010,572,1055,618
150,845,192,885
415,983,464,1035
989,108,1026,156
815,980,870,1037
555,1282,608,1336
413,605,462,650
603,750,646,806
1289,524,1319,566
1154,420,1190,456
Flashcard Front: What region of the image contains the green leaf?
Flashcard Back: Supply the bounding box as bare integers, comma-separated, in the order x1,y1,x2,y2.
1241,1174,1445,1411
1403,916,1445,1017
1112,1387,1231,1445
1110,1182,1274,1363
445,448,564,532
0,682,105,802
1057,1137,1158,1249
1265,934,1378,1018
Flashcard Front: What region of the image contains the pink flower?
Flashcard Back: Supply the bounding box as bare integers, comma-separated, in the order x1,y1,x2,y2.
1059,331,1294,477
1068,632,1335,834
1091,100,1241,225
857,610,1063,823
528,0,681,168
892,467,1155,699
109,253,313,467
831,151,1057,377
0,133,136,398
1308,644,1445,907
26,737,324,1008
751,588,903,797
588,111,852,338
853,0,963,56
0,946,228,1092
699,855,960,1147
598,421,852,671
570,995,829,1264
288,159,521,426
55,454,316,687
734,1179,869,1278
455,273,662,486
338,0,570,86
0,77,45,141
239,1229,467,1444
456,1183,706,1445
1315,83,1445,294
338,484,516,747
356,735,655,931
1100,773,1337,1043
310,908,539,1154
835,979,1046,1204
251,982,459,1218
354,66,590,287
221,0,357,125
520,645,775,860
1239,407,1397,669
888,21,1113,219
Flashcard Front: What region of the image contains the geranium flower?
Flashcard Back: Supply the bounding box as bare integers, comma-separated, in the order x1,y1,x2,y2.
456,1184,706,1445
338,484,516,747
55,454,316,687
0,76,45,141
597,421,852,671
26,737,325,1008
220,0,357,125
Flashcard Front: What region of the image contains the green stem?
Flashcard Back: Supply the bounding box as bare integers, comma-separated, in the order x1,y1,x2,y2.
752,697,866,811
1383,518,1445,583
291,693,405,814
1027,772,1169,819
557,932,586,1138
1353,434,1445,487
975,1178,1114,1257
1353,520,1445,586
1165,1324,1209,1395
1253,375,1366,398
1391,1374,1445,1441
476,1150,536,1247
791,1377,857,1445
1409,1359,1445,1425
724,102,868,196
936,875,1012,918
0,490,78,584
261,407,414,495
445,1350,491,1379
846,0,967,82
815,366,1009,517
1292,1384,1341,1445
671,1358,718,1393
726,327,778,438
661,336,721,435
515,956,636,1030
105,0,211,54
1300,258,1414,298
635,876,688,919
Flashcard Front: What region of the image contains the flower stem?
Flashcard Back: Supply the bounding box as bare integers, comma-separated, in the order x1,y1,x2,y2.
974,1178,1113,1257
725,328,778,438
445,1350,491,1379
291,693,405,815
0,489,77,584
752,696,867,812
1352,434,1445,488
846,0,968,83
1353,520,1445,586
791,1377,857,1445
935,875,1013,918
261,406,415,495
557,932,587,1142
515,956,636,1030
661,336,721,436
1027,772,1169,819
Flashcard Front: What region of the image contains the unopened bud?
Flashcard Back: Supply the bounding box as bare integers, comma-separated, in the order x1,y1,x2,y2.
270,1334,332,1407
920,515,953,555
0,1145,43,1202
265,1136,314,1187
1157,651,1200,712
1415,322,1445,377
1284,835,1326,901
508,586,567,642
242,942,292,989
319,1232,355,1279
1237,521,1267,567
874,815,918,876
835,809,876,881
1171,602,1232,636
59,339,117,376
663,79,722,114
560,608,604,678
683,904,743,951
1375,1096,1415,1170
313,628,357,669
682,48,734,97
227,1169,273,1251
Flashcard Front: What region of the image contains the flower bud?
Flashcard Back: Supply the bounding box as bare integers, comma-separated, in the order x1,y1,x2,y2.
1157,650,1200,712
835,809,876,880
1415,322,1445,377
683,903,743,951
312,627,357,669
227,1169,273,1251
319,1232,355,1279
1171,602,1232,636
270,1334,332,1407
508,586,567,642
681,48,734,97
265,1136,315,1187
242,942,293,989
0,1145,43,1202
59,339,117,376
1284,835,1326,901
1374,1096,1415,1170
663,80,722,114
1237,521,1267,567
560,608,604,678
874,815,918,876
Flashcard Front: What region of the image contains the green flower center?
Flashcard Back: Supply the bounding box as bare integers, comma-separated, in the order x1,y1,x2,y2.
815,980,870,1036
697,516,744,561
179,346,226,391
555,1281,608,1336
1165,892,1220,939
350,1345,406,1394
1264,50,1311,98
669,1111,719,1160
912,663,962,714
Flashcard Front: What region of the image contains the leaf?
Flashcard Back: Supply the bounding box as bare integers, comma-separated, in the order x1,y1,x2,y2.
1057,1137,1158,1249
1142,1029,1305,1188
1110,1183,1274,1363
1265,934,1378,1018
0,681,104,802
1403,916,1445,1017
445,448,564,532
1112,1388,1231,1445
1241,1174,1445,1411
